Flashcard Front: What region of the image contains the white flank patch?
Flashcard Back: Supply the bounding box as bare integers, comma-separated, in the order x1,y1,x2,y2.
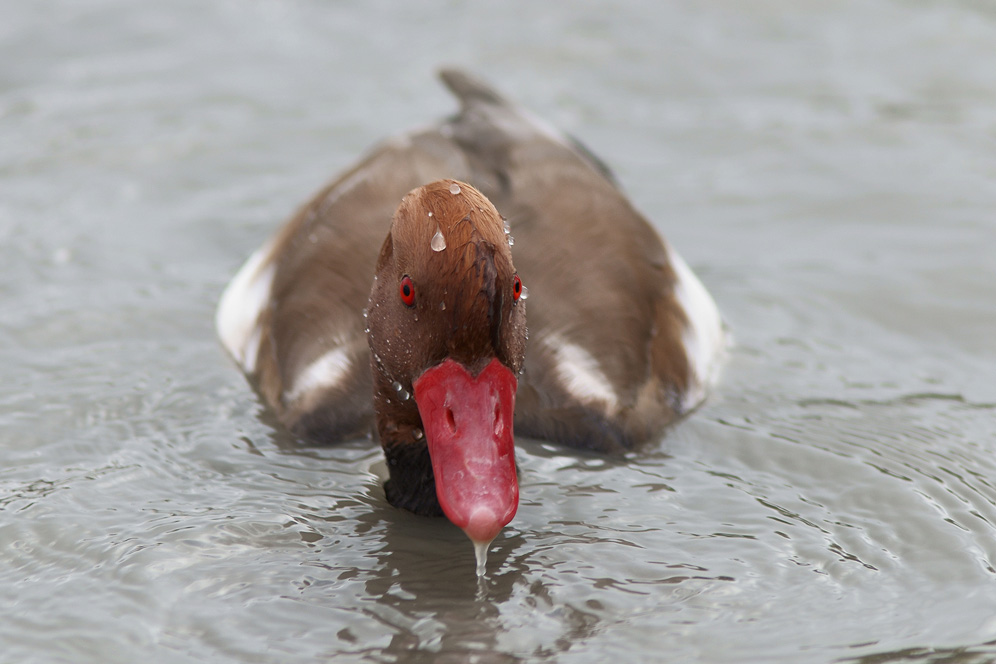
284,347,352,406
666,243,725,411
215,236,278,374
543,333,619,415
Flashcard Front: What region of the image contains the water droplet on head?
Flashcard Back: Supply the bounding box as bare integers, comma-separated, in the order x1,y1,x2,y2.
413,428,424,440
520,285,529,301
431,227,447,252
427,211,433,217
399,389,410,401
503,219,511,235
439,301,446,311
449,183,461,195
507,235,515,247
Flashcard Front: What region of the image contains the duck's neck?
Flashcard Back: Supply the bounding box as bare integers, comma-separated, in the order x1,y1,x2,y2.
382,438,444,517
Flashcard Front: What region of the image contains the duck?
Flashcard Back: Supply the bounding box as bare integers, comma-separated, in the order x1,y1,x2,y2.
216,69,724,549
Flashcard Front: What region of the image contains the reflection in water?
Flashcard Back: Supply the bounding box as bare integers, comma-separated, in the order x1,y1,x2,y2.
844,640,996,664
368,519,515,662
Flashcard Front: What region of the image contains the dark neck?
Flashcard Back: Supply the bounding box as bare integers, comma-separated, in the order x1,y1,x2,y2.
382,440,443,517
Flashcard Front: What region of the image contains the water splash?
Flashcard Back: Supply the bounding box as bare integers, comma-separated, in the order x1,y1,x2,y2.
449,183,461,195
431,227,447,252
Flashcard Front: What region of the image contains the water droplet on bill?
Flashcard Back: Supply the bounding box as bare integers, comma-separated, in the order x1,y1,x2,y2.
474,539,492,578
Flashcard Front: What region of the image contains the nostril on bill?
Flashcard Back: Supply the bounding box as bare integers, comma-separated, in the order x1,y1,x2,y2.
493,403,502,437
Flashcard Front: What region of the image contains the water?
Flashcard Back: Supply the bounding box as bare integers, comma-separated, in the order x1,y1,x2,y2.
3,1,996,662
474,540,492,579
431,228,447,252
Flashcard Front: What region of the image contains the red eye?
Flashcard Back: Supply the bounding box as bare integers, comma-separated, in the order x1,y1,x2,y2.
399,275,415,307
512,274,522,302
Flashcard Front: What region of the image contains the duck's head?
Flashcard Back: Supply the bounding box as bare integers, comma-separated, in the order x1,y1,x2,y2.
366,179,526,546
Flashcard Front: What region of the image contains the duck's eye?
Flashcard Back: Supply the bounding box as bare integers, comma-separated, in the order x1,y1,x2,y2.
399,276,416,307
512,274,522,302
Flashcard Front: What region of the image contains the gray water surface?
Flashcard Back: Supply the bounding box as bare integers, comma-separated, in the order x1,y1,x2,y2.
3,2,996,663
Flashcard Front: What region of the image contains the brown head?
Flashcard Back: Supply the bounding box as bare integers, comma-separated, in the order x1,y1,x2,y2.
365,179,526,544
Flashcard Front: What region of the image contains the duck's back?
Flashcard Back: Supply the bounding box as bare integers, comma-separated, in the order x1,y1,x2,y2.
216,69,724,452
